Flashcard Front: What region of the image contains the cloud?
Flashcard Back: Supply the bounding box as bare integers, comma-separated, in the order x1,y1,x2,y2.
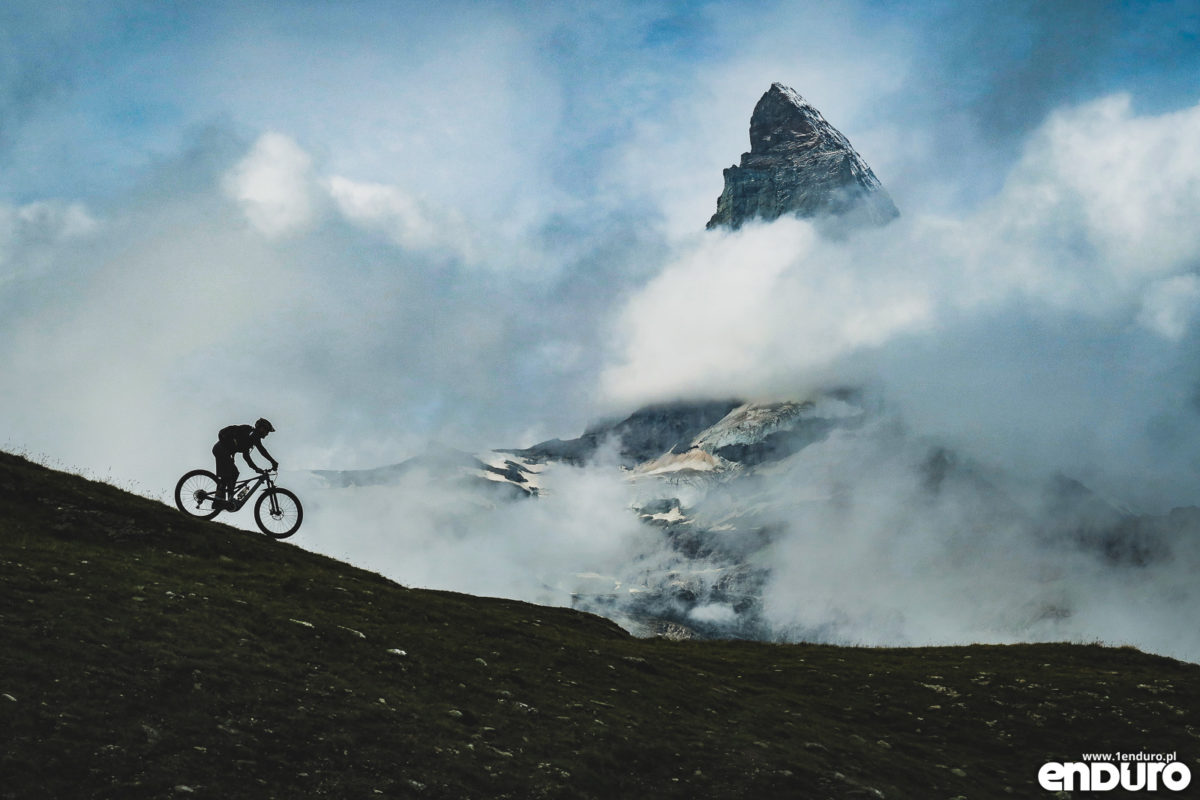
326,175,482,263
224,132,319,238
1005,94,1200,281
747,419,1200,662
1138,275,1200,341
601,218,936,403
294,460,659,607
0,199,98,288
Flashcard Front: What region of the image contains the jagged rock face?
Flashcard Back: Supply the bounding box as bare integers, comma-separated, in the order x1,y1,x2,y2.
505,399,743,468
707,83,899,230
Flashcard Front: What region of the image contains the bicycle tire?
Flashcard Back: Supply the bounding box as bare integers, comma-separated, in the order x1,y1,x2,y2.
175,469,222,520
255,487,303,539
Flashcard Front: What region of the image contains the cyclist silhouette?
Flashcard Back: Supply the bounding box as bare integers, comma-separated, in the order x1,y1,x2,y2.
212,418,278,508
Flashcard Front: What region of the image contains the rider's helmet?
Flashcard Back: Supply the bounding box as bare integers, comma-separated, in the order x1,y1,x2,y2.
255,418,275,435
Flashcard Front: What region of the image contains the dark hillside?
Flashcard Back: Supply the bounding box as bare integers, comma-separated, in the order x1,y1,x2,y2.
2,451,1197,798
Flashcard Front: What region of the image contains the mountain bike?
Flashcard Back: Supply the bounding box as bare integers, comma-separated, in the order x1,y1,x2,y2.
174,468,304,539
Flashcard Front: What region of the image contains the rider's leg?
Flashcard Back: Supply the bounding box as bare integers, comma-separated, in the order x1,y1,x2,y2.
212,444,236,501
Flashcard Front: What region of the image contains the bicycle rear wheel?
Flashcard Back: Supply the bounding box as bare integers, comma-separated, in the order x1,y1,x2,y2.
255,487,303,538
175,469,221,520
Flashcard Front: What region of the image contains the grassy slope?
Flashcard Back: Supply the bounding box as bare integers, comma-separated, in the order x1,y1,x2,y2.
1,450,1198,799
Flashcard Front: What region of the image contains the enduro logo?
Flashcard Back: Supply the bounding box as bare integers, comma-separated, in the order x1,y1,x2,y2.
1039,753,1191,792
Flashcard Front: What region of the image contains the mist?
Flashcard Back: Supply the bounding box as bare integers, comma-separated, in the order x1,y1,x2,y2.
291,459,664,607
748,420,1200,663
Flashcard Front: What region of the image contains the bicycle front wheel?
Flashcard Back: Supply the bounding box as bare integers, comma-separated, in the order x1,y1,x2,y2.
255,488,303,539
175,469,221,520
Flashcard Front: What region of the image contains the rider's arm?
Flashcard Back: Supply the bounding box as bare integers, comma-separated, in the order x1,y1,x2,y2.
243,451,263,473
255,440,279,471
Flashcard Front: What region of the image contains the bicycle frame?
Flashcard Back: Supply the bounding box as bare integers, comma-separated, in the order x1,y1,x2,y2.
224,471,276,512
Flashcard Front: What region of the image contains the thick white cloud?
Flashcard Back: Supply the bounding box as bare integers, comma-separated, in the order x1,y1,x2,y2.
224,132,319,238
326,175,481,263
1026,95,1200,275
601,219,935,402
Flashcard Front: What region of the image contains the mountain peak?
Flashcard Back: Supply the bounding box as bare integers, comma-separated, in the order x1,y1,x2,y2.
750,84,824,154
707,83,899,230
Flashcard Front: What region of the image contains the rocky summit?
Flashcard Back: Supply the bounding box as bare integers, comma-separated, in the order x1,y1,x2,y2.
707,82,899,230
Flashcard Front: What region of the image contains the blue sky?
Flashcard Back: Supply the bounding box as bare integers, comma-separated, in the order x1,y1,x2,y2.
8,0,1196,206
3,0,1200,505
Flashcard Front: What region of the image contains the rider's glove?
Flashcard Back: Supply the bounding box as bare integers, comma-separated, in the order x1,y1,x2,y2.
270,462,279,472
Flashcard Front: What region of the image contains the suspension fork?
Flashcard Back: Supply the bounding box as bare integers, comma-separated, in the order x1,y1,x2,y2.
263,475,281,515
